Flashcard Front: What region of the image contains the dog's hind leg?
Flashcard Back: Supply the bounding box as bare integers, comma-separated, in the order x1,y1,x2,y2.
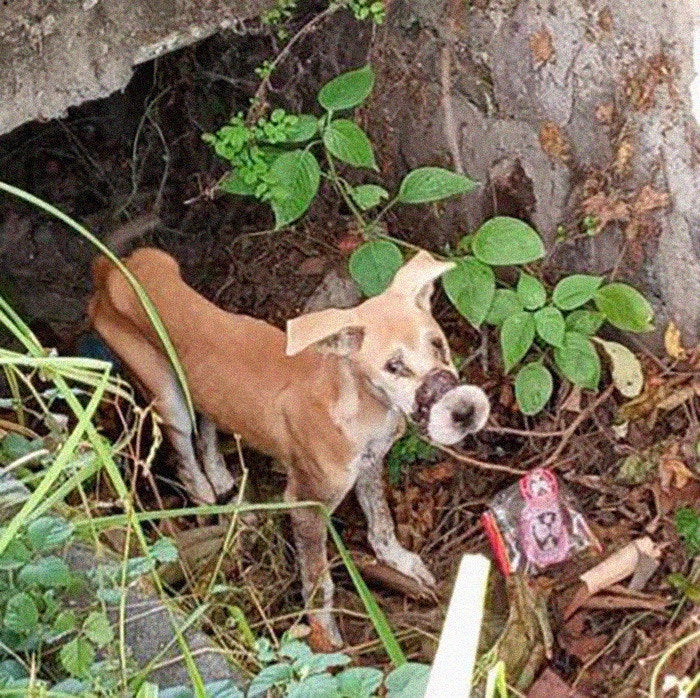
90,294,216,505
195,415,235,501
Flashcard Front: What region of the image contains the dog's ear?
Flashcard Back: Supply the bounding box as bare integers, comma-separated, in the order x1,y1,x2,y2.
388,250,455,310
286,308,365,356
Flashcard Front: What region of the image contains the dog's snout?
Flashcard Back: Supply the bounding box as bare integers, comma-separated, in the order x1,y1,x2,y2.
425,385,490,445
412,369,459,426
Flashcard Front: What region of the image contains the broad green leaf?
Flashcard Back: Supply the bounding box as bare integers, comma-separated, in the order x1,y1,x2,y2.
287,674,339,698
517,273,546,310
552,275,603,310
515,363,553,416
0,538,31,570
279,639,313,663
385,663,431,698
349,240,404,296
269,150,321,229
485,289,524,326
534,306,565,347
83,611,114,648
219,172,257,197
286,114,318,142
397,167,478,204
594,338,644,398
350,184,389,210
471,217,545,266
323,119,377,169
442,257,495,327
594,283,654,332
336,667,383,698
247,664,295,698
18,556,71,588
304,652,351,674
318,65,375,111
26,516,74,552
565,309,605,335
500,311,536,373
554,331,601,389
52,610,77,636
150,537,179,564
4,593,38,634
0,434,41,463
60,637,95,678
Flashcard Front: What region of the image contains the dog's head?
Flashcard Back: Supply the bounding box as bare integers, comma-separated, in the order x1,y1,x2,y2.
286,251,490,445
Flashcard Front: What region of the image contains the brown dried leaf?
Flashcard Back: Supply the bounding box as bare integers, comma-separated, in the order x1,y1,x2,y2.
539,121,571,162
528,668,588,697
529,26,554,66
581,191,630,233
659,457,696,491
614,140,634,175
598,7,613,32
595,102,615,124
416,460,457,484
633,185,670,214
664,320,688,360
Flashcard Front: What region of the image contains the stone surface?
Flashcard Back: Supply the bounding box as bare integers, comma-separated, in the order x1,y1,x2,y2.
367,0,700,349
0,0,273,136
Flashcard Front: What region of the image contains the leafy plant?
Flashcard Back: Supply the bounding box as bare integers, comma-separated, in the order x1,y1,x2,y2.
675,507,700,556
351,216,654,416
245,636,428,698
205,64,476,231
386,426,438,485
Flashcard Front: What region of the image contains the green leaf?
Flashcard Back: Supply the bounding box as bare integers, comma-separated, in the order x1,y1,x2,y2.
565,309,605,335
349,240,404,297
52,610,77,636
554,332,601,389
0,537,31,570
247,664,295,698
397,167,478,204
150,537,179,564
676,508,700,555
594,338,644,398
442,257,496,327
26,516,74,552
279,639,313,663
323,119,377,169
385,663,431,698
318,65,375,111
517,273,546,310
286,114,318,142
515,363,553,416
269,150,321,229
303,652,351,674
336,667,383,698
552,275,603,310
60,637,95,678
534,306,565,347
594,283,654,332
287,674,339,698
485,289,524,326
18,555,71,588
500,311,536,373
471,217,545,266
83,611,114,648
4,593,38,634
349,184,389,211
219,171,257,197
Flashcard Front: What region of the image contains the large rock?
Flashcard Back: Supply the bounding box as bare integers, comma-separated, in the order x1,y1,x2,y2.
366,0,699,349
0,0,273,136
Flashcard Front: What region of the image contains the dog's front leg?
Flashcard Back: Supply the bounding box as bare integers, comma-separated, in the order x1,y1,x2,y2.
355,453,436,589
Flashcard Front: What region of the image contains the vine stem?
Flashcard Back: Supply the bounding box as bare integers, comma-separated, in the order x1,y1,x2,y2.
324,148,367,231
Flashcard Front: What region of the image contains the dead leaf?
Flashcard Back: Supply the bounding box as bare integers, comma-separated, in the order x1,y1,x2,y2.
598,7,614,32
297,256,327,275
528,668,589,697
416,460,457,484
593,338,644,398
529,26,554,67
595,102,615,124
659,457,696,491
581,191,630,233
539,122,571,162
613,140,634,175
561,385,582,413
664,320,688,360
655,385,696,412
633,185,670,214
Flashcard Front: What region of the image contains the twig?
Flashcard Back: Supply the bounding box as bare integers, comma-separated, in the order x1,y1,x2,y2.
541,384,615,468
433,443,526,476
484,424,568,438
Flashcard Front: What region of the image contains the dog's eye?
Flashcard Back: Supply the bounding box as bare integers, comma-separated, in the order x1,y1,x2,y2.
431,337,447,361
384,357,412,377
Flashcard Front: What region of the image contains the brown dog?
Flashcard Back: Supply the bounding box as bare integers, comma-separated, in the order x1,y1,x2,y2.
88,247,490,645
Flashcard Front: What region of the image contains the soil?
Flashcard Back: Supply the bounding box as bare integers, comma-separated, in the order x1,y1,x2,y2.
0,8,699,698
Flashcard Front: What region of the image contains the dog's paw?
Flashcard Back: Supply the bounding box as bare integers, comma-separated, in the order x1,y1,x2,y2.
378,543,436,589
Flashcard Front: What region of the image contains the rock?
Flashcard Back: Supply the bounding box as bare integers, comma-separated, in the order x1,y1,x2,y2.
303,269,362,313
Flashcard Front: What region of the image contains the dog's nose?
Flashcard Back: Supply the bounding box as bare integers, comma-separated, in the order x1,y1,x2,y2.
412,370,459,426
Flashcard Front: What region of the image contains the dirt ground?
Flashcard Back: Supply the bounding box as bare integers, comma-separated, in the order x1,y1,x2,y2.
1,15,699,698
